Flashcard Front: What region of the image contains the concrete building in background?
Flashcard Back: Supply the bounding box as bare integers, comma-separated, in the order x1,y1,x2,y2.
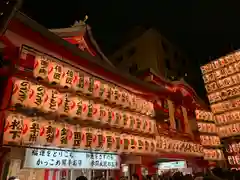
110,28,191,80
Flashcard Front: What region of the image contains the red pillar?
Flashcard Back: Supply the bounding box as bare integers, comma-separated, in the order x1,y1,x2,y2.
135,165,142,180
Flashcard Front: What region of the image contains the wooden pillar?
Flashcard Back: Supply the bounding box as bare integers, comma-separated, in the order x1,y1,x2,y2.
181,106,193,136
167,100,176,129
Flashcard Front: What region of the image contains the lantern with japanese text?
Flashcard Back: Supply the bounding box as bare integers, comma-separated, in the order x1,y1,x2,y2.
144,138,151,153
27,84,46,109
81,127,93,150
112,108,122,128
129,135,137,153
54,123,74,148
42,89,59,113
137,136,144,153
72,124,82,148
122,112,130,129
128,113,135,130
106,107,114,125
39,120,56,146
22,116,40,145
92,128,103,150
33,55,49,81
58,93,71,116
103,131,114,152
100,83,110,102
3,112,24,145
114,132,122,153
71,96,89,120
71,71,80,91
121,133,130,153
99,104,108,124
135,115,142,132
48,61,63,85
60,66,74,89
150,138,157,154
92,79,101,98
11,78,31,107
91,103,101,122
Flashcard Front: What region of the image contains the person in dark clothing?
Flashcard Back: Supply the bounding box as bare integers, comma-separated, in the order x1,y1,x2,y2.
76,176,88,180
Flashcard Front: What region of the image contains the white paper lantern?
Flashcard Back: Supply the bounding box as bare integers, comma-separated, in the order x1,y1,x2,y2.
81,127,93,150
60,66,74,88
92,128,103,150
27,84,46,109
3,112,24,145
21,116,40,145
92,79,101,98
48,61,63,85
99,105,108,124
122,112,130,129
112,108,122,128
72,124,82,148
114,132,122,153
33,55,49,80
121,133,130,153
90,103,101,122
11,78,31,107
42,89,59,113
58,93,71,116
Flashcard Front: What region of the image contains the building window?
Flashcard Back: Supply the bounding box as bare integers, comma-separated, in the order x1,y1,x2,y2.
161,40,169,53
126,47,136,58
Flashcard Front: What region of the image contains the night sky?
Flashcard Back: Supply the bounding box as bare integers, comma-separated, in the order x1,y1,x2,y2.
19,1,240,101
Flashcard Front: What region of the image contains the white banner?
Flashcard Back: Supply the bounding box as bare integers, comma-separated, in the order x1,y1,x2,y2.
23,148,120,170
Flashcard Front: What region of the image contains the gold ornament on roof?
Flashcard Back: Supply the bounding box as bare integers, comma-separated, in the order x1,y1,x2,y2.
72,15,88,27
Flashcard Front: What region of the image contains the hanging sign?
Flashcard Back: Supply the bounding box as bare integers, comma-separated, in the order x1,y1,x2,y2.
23,148,120,170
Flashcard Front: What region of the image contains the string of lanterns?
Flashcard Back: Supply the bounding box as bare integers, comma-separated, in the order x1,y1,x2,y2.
31,55,154,117
197,122,218,134
211,97,240,114
203,149,225,161
11,78,156,134
195,110,214,122
215,111,240,126
218,123,240,138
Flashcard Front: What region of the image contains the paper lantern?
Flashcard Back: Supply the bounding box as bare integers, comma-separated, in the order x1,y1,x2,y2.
99,83,108,101
60,66,75,89
112,108,122,127
92,79,101,98
58,93,71,116
81,127,93,150
33,55,49,80
11,78,31,107
3,112,24,145
137,136,144,154
144,138,150,153
80,73,92,95
72,124,82,148
122,112,130,129
90,103,101,122
36,120,55,146
27,84,46,109
129,114,136,130
99,104,108,124
129,135,137,153
135,115,142,132
121,133,130,153
103,131,114,152
54,123,74,148
121,90,129,108
68,96,87,120
130,94,137,110
71,71,80,91
42,89,59,113
92,128,103,150
21,116,40,145
66,96,78,118
106,107,115,125
48,61,63,85
114,132,122,153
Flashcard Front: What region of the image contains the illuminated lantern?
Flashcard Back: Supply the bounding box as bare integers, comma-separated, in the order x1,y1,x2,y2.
150,138,157,154
91,103,101,122
131,94,137,110
27,84,46,109
114,132,122,153
122,90,129,108
110,86,118,104
80,73,91,95
72,124,82,148
58,93,71,116
33,55,49,80
92,79,101,98
121,133,130,153
144,138,150,153
116,88,123,105
69,96,88,120
113,109,122,128
48,61,63,85
60,66,74,89
11,78,31,107
39,120,56,146
92,129,103,150
122,112,130,129
135,115,142,132
22,116,40,145
3,112,23,145
99,105,108,124
54,123,73,148
99,83,108,101
129,135,137,153
128,113,136,130
81,127,93,150
67,96,77,118
103,131,113,152
106,107,114,125
42,89,59,113
71,71,80,91
137,136,144,154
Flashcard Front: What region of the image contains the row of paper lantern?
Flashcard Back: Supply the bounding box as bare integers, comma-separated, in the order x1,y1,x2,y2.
32,56,154,116
11,78,156,134
200,135,221,147
200,51,240,74
3,112,157,154
195,110,214,122
156,136,203,157
208,84,240,104
218,123,240,138
202,62,240,84
197,122,218,134
203,149,225,160
211,97,240,114
205,73,240,94
215,111,240,126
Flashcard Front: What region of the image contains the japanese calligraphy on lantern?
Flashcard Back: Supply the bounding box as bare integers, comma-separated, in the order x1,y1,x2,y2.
23,148,120,169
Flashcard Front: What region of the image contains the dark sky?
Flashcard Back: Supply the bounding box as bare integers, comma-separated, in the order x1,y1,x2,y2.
21,1,240,65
